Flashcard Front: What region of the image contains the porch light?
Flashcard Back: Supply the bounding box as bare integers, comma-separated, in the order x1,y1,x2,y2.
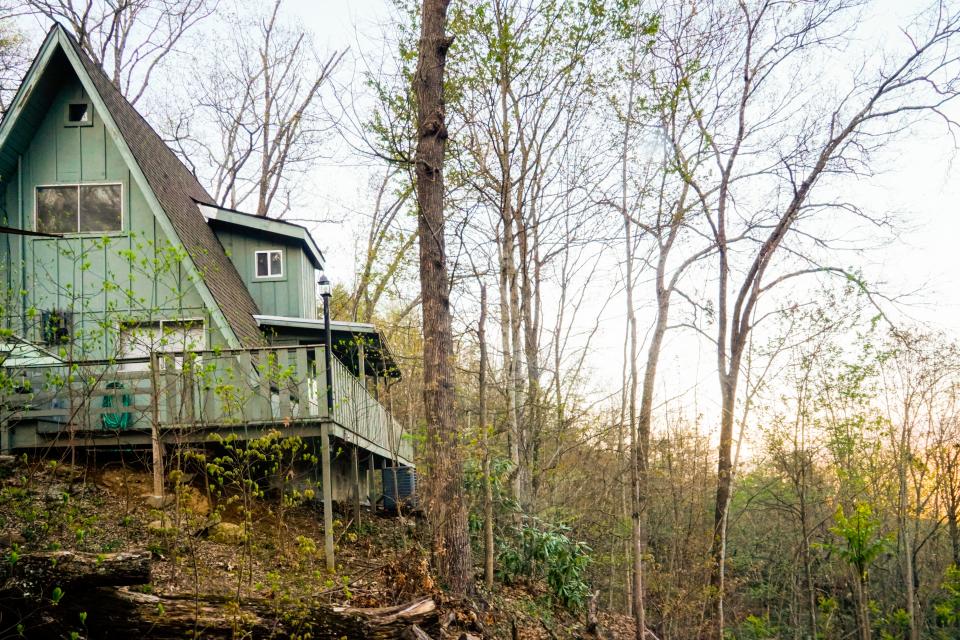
318,274,331,298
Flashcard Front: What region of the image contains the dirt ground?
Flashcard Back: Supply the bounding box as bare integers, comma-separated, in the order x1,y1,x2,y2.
0,455,634,639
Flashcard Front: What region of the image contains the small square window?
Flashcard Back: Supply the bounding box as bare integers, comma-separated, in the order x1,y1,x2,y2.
66,102,92,127
255,250,283,278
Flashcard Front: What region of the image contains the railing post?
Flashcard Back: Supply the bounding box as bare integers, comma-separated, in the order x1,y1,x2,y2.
321,421,335,572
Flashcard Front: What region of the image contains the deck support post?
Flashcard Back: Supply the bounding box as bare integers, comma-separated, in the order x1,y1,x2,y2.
320,280,336,573
367,454,377,513
351,445,361,529
321,423,335,572
149,351,164,498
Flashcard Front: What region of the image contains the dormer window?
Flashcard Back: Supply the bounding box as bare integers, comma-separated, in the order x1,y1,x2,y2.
66,101,92,127
255,250,283,278
36,184,123,234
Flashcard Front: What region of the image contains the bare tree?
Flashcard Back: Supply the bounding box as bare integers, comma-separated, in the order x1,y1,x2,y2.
0,14,28,113
347,169,418,323
24,0,215,105
449,0,612,506
168,0,343,217
652,1,960,635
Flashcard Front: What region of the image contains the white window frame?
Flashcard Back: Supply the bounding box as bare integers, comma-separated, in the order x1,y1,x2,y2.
254,249,284,279
65,101,93,127
118,318,206,372
34,182,125,235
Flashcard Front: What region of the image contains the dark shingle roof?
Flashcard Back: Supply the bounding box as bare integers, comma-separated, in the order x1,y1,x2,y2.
58,28,263,348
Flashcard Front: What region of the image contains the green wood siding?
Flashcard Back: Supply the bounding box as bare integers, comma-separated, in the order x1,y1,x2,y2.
215,227,317,319
0,71,219,356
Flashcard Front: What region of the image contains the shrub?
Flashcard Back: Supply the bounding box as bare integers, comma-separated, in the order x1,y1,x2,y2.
496,519,592,610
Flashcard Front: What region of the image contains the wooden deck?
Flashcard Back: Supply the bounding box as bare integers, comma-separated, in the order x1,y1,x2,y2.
0,343,413,465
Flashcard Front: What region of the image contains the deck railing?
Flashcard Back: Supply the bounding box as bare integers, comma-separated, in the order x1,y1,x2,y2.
0,344,412,462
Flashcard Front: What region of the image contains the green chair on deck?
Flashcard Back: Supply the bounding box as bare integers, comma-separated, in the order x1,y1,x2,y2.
101,381,132,430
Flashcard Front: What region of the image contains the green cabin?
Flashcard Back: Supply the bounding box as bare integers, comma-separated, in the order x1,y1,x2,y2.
0,26,412,502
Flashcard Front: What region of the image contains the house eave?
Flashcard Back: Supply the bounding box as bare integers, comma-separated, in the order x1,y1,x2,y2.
254,314,401,379
197,203,325,270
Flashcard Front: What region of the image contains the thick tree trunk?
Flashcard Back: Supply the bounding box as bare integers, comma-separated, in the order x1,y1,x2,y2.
413,0,471,595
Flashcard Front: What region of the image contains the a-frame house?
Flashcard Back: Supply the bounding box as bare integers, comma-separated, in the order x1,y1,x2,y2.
0,25,413,506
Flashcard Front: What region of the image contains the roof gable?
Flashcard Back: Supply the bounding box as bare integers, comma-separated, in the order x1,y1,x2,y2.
198,203,325,270
0,26,263,348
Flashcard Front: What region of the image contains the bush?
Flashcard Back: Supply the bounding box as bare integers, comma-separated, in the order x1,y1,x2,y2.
496,519,592,610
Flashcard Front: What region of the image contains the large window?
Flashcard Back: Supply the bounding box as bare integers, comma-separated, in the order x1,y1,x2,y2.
255,249,283,278
118,319,205,371
36,184,122,234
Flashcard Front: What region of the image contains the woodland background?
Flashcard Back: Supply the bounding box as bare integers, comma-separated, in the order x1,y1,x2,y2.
4,1,960,639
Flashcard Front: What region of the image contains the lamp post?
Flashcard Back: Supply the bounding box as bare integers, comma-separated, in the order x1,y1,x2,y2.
318,275,334,415
318,274,335,571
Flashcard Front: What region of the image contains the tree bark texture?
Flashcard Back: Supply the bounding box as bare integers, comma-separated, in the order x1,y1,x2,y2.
413,0,472,595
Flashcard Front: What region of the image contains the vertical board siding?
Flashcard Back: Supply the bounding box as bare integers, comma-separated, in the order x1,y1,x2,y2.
1,69,210,356
214,227,310,318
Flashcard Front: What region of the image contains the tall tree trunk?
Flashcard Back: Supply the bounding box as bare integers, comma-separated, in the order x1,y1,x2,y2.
620,30,645,635
625,214,644,640
495,17,522,499
518,219,542,499
500,84,524,502
413,0,471,595
479,283,495,590
710,368,739,639
498,236,521,501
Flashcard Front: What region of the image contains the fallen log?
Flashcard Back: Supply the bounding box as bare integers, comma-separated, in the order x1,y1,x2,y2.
0,547,438,638
402,624,434,640
1,549,151,598
5,587,439,639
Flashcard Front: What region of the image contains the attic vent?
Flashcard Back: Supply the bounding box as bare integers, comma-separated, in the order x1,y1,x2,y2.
66,102,92,127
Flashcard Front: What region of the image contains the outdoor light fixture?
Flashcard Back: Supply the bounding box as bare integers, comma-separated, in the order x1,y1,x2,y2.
318,273,331,298
318,273,334,413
